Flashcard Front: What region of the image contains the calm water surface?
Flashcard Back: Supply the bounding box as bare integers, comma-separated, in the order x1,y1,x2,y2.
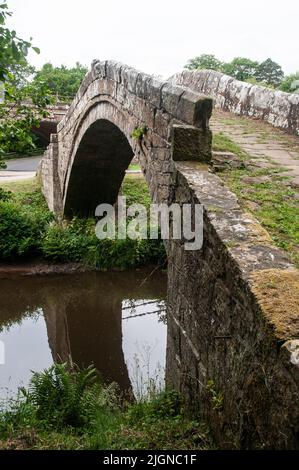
0,269,167,399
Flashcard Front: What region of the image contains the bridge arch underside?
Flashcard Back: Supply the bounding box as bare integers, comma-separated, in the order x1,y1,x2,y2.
64,119,134,217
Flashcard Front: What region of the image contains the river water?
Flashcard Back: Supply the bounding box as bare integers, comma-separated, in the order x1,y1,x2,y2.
0,268,167,400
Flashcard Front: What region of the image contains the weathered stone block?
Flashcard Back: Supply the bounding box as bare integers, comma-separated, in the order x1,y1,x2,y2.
171,124,212,163
177,91,212,128
161,83,184,116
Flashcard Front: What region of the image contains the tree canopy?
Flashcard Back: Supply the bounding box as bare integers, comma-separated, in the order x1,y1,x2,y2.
185,53,291,89
0,1,51,163
222,57,259,82
33,62,88,102
0,2,39,84
279,72,299,94
255,58,284,87
185,54,223,72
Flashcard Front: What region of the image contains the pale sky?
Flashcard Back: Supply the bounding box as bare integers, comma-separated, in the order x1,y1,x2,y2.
6,0,299,78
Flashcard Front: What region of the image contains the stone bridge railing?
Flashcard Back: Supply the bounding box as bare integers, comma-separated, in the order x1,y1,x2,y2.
171,69,299,135
40,60,299,449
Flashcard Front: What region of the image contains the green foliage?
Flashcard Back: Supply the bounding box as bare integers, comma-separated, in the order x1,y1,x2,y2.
0,175,166,269
246,76,275,89
33,62,88,102
213,132,249,160
220,165,299,268
0,365,211,450
0,1,39,83
22,363,118,429
185,53,287,89
255,58,284,87
279,72,299,93
0,75,53,155
86,235,165,270
206,380,224,411
41,223,92,262
0,186,12,201
0,199,51,259
0,2,52,162
122,175,151,209
185,53,223,71
222,57,259,81
131,126,147,141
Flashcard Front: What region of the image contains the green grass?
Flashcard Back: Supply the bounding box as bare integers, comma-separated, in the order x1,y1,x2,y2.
213,132,249,160
128,163,141,171
0,177,40,193
212,125,299,267
0,364,211,450
221,166,299,267
2,147,45,160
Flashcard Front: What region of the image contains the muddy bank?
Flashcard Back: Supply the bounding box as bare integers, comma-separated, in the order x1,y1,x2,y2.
0,261,94,279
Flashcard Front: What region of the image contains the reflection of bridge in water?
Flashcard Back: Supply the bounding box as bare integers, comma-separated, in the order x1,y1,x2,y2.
0,270,166,396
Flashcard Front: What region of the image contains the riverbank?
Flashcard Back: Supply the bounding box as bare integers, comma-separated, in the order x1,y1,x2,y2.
0,364,211,450
0,175,166,271
0,260,94,279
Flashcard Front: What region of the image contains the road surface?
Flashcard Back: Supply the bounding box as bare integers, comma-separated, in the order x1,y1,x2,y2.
0,155,42,182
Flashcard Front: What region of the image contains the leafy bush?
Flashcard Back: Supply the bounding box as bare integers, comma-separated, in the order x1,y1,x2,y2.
41,224,92,262
0,177,166,269
126,389,182,423
0,201,45,259
0,187,12,201
86,235,165,270
279,72,299,93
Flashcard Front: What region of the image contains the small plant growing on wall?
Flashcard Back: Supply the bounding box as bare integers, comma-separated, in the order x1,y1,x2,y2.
131,126,147,141
206,379,224,411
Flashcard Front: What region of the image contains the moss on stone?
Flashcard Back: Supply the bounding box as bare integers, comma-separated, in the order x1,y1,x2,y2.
250,268,299,340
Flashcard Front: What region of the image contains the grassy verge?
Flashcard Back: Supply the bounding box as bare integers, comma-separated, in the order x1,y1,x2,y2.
213,132,249,160
128,163,141,171
0,176,166,269
212,135,299,267
0,364,211,450
2,147,46,161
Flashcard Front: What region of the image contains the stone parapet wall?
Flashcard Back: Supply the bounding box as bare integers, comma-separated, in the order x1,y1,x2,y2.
171,69,299,135
167,161,299,449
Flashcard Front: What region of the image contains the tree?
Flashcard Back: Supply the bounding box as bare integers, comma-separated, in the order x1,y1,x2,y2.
33,62,88,102
255,58,284,87
0,1,51,164
0,2,39,84
222,57,259,82
279,72,299,94
185,54,223,71
0,78,53,155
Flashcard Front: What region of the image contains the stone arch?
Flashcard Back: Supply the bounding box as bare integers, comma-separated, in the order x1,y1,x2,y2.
64,117,134,217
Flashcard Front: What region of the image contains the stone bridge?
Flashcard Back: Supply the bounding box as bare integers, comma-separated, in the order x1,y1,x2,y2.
40,60,299,449
32,103,69,145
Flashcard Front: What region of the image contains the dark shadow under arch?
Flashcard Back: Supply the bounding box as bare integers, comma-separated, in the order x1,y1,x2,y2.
64,119,134,217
